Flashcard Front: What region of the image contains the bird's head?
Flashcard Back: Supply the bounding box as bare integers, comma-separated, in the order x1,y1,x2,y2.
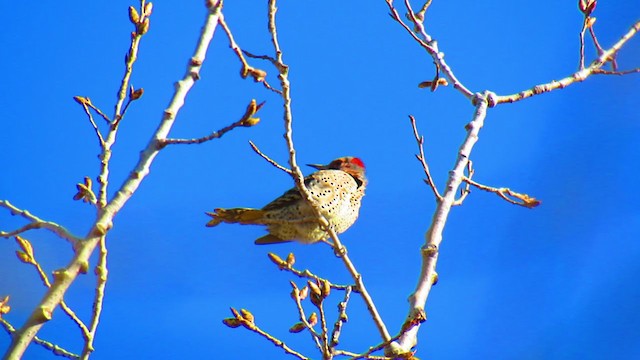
308,157,367,186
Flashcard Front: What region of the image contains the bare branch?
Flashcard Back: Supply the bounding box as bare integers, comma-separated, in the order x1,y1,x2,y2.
290,283,324,352
113,1,151,122
588,27,605,54
249,141,293,175
348,331,414,360
266,252,354,291
267,0,391,344
1,318,80,359
243,49,278,67
318,301,330,357
394,94,490,353
73,96,106,146
0,200,82,245
386,0,474,99
87,102,111,125
218,9,281,94
73,95,111,124
593,67,640,75
13,236,90,340
161,99,263,146
463,177,541,209
579,17,588,69
330,286,352,348
409,115,441,201
117,87,144,127
3,1,224,357
223,307,309,360
80,235,108,359
493,19,640,105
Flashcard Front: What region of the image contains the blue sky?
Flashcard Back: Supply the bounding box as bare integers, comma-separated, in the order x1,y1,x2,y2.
1,1,639,359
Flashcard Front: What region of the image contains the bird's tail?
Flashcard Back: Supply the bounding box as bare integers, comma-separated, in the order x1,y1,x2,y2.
205,208,266,227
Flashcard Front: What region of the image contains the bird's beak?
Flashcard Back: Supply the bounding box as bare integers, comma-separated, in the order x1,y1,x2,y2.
307,163,328,170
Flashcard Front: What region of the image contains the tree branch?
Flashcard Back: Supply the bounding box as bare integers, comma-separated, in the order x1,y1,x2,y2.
267,0,392,344
409,115,441,201
223,307,309,360
248,141,293,175
386,0,474,99
329,286,352,348
395,93,489,353
161,99,263,147
266,253,355,291
0,200,81,245
13,236,90,340
1,318,80,359
462,177,541,209
492,19,640,105
2,1,224,357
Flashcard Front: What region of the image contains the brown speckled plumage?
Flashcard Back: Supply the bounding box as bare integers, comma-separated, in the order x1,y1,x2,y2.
206,157,366,245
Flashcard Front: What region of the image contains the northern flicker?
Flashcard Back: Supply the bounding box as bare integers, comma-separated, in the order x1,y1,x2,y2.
206,157,366,245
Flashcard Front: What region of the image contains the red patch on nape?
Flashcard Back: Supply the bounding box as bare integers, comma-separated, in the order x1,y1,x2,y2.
349,157,365,168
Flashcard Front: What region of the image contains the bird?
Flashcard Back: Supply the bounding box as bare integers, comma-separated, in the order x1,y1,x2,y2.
206,157,366,245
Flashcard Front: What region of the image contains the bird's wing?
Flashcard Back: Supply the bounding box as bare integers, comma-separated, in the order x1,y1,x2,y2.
262,174,337,212
262,186,302,211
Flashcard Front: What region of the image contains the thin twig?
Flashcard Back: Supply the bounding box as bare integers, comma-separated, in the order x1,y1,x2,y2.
462,177,541,208
232,315,309,360
394,94,490,354
162,119,250,146
243,49,278,66
267,0,392,344
267,253,355,290
0,200,82,245
80,235,108,359
588,25,606,59
218,9,280,93
0,318,80,359
249,324,309,360
290,283,324,352
251,325,310,360
96,0,150,208
162,98,263,147
317,301,330,357
25,252,90,339
348,332,408,360
76,100,105,146
3,1,224,357
386,0,474,99
333,350,388,359
409,115,441,201
73,96,111,125
579,18,588,69
330,286,352,348
344,313,424,359
241,50,284,94
87,103,111,125
292,272,350,292
113,2,147,121
119,96,136,124
249,141,293,174
218,10,255,77
493,19,640,105
13,235,89,339
593,67,640,75
74,3,152,356
387,2,639,358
